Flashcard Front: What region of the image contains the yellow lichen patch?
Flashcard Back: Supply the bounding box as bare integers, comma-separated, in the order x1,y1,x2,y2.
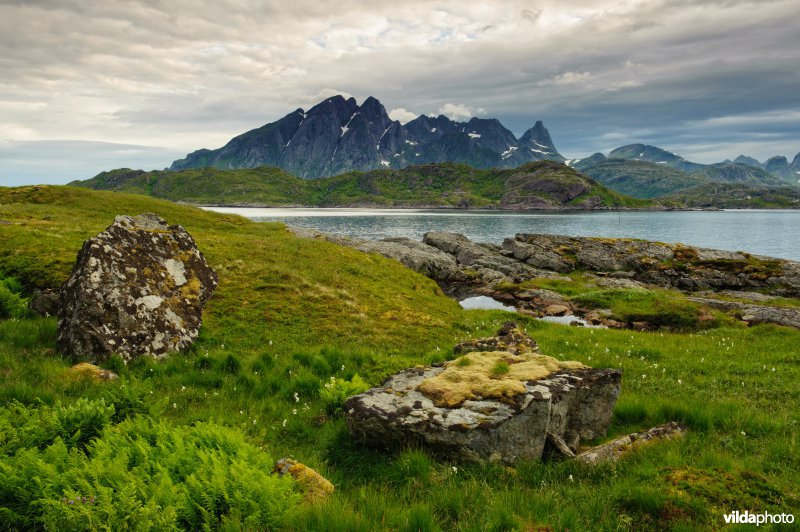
418,351,586,408
179,276,201,299
273,459,334,504
66,363,118,382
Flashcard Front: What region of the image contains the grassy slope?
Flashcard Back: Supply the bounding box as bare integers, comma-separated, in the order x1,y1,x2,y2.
1,186,799,529
73,162,650,209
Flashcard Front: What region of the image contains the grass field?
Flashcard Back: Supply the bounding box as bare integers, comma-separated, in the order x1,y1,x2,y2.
1,185,798,530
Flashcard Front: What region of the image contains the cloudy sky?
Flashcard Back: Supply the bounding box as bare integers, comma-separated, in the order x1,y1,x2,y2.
1,0,799,185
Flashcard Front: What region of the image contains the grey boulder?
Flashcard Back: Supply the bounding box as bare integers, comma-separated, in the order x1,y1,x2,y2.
345,326,621,464
57,214,218,362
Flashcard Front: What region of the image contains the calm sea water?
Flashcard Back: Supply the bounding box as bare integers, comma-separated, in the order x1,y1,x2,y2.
203,208,800,262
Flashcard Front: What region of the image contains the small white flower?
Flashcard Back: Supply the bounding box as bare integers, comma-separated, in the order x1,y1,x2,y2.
253,419,257,425
293,392,299,403
172,403,177,409
771,367,776,372
740,431,746,436
568,474,574,482
282,419,287,427
341,365,345,371
239,410,243,415
677,379,683,385
292,408,298,415
181,386,186,391
269,340,273,346
451,466,458,474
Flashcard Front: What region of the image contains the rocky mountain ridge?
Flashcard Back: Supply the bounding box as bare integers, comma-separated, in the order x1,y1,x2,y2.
170,95,564,179
571,143,800,200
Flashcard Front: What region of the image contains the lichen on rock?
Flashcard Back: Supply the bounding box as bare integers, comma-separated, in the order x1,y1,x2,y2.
345,323,620,464
418,351,585,408
57,213,218,362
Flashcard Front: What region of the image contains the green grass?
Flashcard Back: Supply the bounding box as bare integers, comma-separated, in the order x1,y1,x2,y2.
572,288,704,329
1,185,799,529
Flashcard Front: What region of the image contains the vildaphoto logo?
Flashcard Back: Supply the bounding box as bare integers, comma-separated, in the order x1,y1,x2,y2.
723,510,795,526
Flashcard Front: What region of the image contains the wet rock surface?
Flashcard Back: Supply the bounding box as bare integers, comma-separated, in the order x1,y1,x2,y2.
57,214,218,362
345,325,621,464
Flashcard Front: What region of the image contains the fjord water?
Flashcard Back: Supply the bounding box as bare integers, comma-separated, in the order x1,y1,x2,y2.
204,208,800,261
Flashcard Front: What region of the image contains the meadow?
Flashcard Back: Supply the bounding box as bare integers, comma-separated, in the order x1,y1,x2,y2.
0,185,798,530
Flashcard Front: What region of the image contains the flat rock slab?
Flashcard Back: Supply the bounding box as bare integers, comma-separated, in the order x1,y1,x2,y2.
576,422,685,464
345,361,620,465
57,214,218,362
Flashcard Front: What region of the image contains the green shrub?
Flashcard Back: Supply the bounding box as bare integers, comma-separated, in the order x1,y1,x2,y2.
221,354,242,374
320,374,369,415
0,399,115,454
0,276,30,320
0,414,299,530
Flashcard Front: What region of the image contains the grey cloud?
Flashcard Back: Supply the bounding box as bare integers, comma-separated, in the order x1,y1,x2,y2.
0,0,799,183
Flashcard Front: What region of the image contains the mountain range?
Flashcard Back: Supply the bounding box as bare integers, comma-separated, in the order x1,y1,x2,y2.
170,96,564,179
570,144,800,199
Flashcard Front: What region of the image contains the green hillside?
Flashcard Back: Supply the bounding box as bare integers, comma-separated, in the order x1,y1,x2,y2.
580,159,795,200
72,162,650,209
579,159,706,198
1,186,799,529
666,182,800,208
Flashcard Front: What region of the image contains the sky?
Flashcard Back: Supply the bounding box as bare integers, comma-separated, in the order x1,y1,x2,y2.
1,0,799,185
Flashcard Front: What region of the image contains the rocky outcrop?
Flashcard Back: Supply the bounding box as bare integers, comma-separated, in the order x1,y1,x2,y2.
575,422,685,464
296,228,800,329
345,324,621,464
688,297,800,329
28,288,59,317
57,214,218,362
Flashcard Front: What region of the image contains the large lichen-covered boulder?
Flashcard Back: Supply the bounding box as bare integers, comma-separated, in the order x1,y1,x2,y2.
345,325,621,464
57,214,218,362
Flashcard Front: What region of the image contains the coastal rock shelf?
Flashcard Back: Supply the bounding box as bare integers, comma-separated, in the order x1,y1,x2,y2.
293,228,800,330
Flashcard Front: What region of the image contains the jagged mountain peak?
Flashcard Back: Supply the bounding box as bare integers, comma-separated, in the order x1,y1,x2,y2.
169,95,564,177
